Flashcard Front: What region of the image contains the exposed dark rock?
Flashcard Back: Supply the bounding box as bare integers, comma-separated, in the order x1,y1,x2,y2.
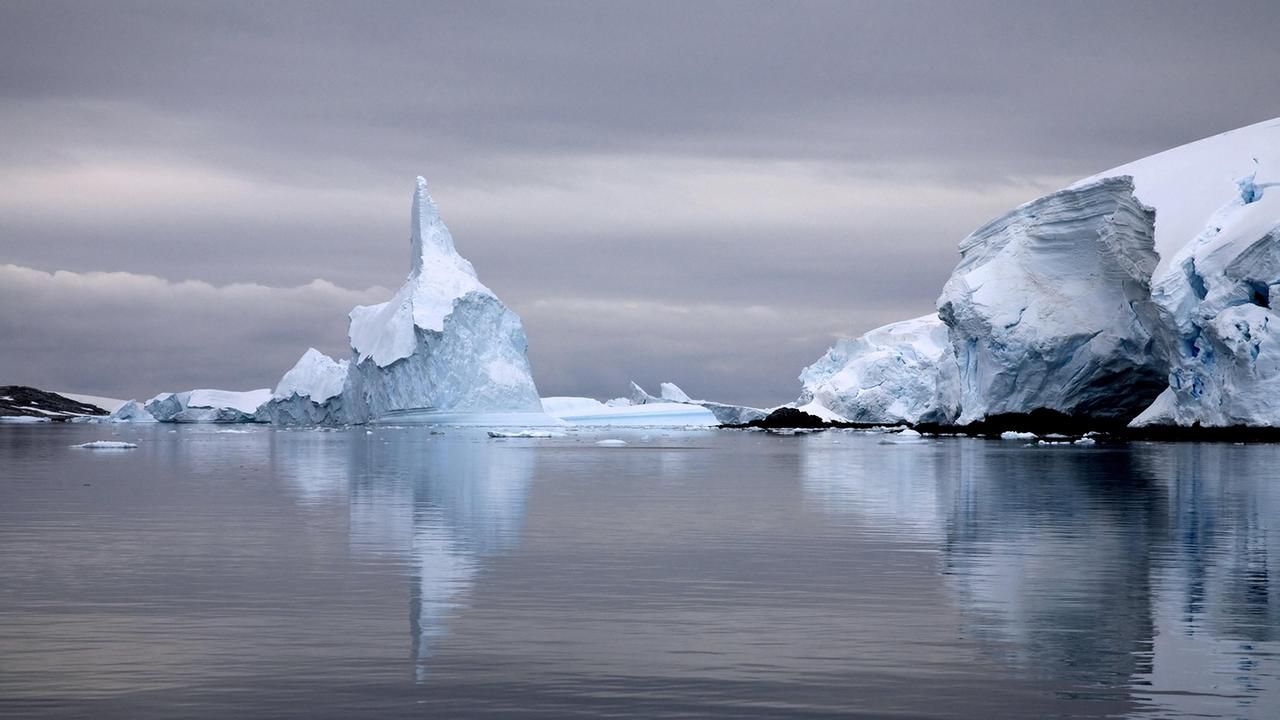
0,386,109,420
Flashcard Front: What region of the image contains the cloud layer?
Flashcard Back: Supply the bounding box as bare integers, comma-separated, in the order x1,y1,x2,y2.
2,1,1279,405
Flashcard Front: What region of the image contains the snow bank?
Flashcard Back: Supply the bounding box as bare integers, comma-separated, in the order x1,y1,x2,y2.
797,314,960,424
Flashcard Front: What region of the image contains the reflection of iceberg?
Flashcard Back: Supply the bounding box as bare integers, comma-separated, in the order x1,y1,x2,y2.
1135,444,1280,718
800,433,949,541
272,429,533,680
801,437,1280,715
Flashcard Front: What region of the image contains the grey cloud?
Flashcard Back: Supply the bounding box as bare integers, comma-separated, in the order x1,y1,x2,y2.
0,264,386,400
1,1,1279,404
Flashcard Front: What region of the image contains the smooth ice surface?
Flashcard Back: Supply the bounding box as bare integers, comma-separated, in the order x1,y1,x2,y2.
3,427,1278,719
542,395,718,426
1073,118,1280,277
797,314,960,424
53,392,127,413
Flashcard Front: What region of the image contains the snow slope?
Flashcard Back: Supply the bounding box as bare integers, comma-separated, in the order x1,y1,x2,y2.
1072,119,1280,426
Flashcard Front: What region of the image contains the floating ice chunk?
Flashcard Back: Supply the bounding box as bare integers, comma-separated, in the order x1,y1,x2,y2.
1074,437,1097,445
487,430,565,438
595,439,627,447
72,441,137,449
999,431,1037,440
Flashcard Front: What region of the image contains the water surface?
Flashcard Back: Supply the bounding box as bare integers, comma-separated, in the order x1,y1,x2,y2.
1,425,1277,718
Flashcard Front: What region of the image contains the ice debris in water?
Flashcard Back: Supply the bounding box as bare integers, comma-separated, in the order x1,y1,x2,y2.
72,441,138,449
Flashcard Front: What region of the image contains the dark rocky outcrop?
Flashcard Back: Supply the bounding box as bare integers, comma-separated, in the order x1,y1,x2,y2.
0,386,109,420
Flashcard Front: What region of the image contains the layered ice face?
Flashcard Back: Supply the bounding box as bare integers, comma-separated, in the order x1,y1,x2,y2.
937,177,1166,424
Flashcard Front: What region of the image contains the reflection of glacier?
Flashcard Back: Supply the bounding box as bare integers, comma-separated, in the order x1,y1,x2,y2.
802,437,1280,717
272,429,533,681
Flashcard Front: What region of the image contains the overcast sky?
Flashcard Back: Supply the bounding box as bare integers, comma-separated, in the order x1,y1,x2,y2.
2,1,1279,406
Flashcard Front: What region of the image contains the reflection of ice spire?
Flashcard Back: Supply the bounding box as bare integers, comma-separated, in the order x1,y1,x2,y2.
409,511,477,682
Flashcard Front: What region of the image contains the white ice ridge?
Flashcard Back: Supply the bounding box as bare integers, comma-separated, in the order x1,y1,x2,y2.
261,175,549,425
796,314,960,425
628,381,767,424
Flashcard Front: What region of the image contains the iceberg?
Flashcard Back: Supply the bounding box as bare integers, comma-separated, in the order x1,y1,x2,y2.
541,396,717,426
628,381,767,424
260,176,554,426
145,388,271,423
341,177,545,424
106,400,157,423
796,314,960,425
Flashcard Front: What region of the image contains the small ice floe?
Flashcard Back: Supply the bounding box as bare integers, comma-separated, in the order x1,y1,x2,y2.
0,416,52,424
1000,431,1037,440
879,428,927,444
72,441,138,450
768,427,823,436
215,429,253,434
595,439,628,447
1037,439,1072,446
1073,437,1097,445
488,430,564,438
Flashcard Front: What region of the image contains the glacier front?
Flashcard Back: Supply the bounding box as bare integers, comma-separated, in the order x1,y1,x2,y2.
936,176,1166,425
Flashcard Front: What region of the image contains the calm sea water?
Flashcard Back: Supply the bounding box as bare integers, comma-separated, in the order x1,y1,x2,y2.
0,424,1277,719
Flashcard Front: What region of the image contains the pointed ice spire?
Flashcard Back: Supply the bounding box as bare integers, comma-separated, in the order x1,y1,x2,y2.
410,175,458,275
